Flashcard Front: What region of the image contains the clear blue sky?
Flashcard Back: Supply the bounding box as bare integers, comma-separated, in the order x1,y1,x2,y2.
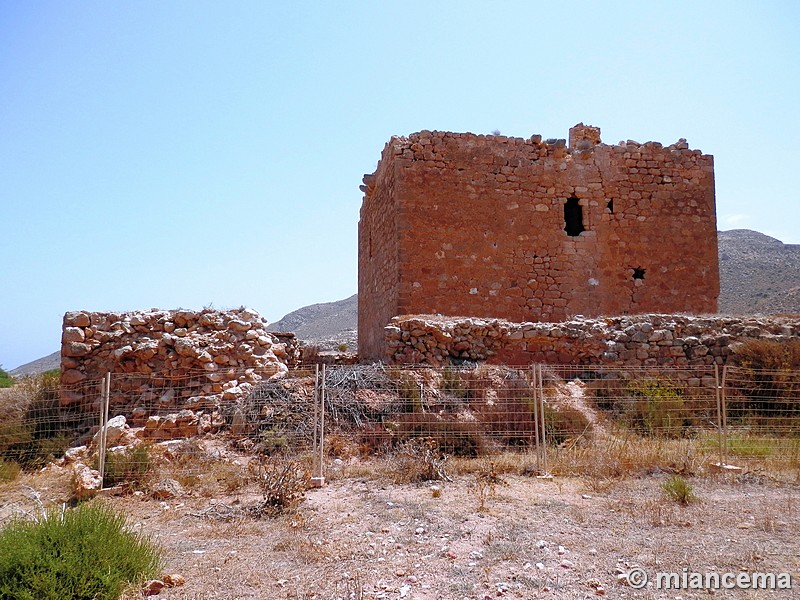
2,1,798,370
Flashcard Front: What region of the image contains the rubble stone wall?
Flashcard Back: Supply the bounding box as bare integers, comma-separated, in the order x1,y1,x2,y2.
386,314,800,370
60,308,288,432
359,123,719,360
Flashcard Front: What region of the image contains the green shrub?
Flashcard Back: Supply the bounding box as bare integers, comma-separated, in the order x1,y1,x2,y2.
627,379,689,437
589,376,690,438
661,475,696,505
0,503,162,600
0,366,13,389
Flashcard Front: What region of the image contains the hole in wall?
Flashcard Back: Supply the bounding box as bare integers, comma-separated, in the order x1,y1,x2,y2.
632,267,646,280
564,197,585,236
607,199,614,213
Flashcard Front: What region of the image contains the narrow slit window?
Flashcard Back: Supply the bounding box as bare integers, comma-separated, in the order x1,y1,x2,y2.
564,197,585,236
607,199,614,213
632,267,646,280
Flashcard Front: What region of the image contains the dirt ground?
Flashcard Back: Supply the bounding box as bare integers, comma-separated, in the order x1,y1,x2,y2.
2,459,798,600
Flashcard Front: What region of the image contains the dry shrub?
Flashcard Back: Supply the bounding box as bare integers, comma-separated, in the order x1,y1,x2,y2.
732,338,800,370
0,459,20,483
451,452,526,477
325,433,359,459
474,461,506,512
729,339,800,429
101,444,152,488
0,371,70,471
544,404,591,445
247,459,311,517
392,412,486,457
640,497,689,527
477,371,590,447
389,437,451,484
549,432,701,478
300,344,321,366
356,423,393,456
157,439,247,496
166,462,247,498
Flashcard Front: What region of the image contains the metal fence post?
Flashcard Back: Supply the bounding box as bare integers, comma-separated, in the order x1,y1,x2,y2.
311,364,326,487
537,364,548,475
714,363,723,466
97,372,111,489
531,364,542,472
721,364,729,467
312,364,319,476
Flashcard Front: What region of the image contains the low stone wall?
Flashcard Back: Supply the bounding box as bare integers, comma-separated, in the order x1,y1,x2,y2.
60,308,288,433
386,313,800,368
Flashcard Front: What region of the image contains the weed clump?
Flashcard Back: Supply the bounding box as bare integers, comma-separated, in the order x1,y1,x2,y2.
0,503,162,600
0,459,20,483
661,475,696,505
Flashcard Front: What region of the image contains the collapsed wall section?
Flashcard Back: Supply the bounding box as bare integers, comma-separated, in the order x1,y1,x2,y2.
359,124,719,360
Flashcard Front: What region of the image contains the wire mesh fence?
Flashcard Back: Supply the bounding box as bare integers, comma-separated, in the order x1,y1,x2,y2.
1,363,798,489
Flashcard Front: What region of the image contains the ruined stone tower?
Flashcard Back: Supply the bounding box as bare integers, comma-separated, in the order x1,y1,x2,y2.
358,124,719,360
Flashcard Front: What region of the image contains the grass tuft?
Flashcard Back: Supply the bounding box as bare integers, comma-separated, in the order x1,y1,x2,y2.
661,475,696,505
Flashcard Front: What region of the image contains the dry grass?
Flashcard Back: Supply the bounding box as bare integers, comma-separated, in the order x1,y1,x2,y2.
2,440,799,599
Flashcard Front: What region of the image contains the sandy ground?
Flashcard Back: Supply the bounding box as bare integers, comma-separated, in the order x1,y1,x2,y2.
4,463,795,600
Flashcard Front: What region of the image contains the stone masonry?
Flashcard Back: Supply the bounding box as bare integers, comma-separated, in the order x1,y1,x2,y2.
386,314,800,370
59,308,289,437
359,124,719,360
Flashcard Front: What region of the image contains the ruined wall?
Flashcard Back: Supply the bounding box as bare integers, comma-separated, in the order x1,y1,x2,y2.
386,314,800,370
60,308,288,432
359,124,719,360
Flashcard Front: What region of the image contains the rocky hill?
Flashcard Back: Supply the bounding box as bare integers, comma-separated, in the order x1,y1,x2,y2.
9,351,60,378
268,294,358,351
718,229,800,315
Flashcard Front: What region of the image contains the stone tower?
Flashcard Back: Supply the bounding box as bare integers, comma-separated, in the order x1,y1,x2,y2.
358,124,719,360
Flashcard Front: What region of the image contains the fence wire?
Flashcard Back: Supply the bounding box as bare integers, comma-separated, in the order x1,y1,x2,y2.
1,364,798,488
